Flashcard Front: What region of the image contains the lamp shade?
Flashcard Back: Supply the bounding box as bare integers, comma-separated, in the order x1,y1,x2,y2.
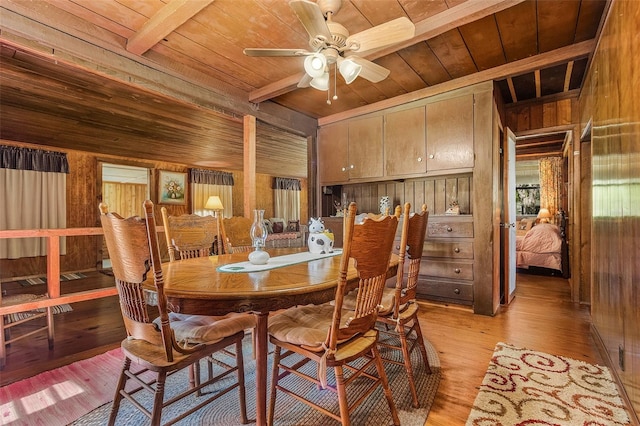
309,72,329,91
537,208,552,219
303,53,326,78
205,195,224,211
338,58,362,84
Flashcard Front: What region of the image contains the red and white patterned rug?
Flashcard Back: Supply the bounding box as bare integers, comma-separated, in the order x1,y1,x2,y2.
467,342,632,426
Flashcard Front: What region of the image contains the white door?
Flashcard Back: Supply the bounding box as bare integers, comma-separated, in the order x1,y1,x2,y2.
503,128,517,303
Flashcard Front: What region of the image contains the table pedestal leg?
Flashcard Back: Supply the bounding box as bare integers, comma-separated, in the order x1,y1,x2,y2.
254,311,269,426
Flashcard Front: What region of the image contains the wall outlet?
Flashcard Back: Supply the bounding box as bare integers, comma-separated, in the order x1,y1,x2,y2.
618,345,625,371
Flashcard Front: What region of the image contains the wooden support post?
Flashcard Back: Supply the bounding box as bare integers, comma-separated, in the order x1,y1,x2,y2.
243,115,257,217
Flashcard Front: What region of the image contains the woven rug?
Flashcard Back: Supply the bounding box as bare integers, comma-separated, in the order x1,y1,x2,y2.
17,272,87,287
466,342,632,426
71,332,440,425
3,293,73,324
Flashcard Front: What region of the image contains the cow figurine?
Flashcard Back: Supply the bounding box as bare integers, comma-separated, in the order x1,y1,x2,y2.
307,217,334,254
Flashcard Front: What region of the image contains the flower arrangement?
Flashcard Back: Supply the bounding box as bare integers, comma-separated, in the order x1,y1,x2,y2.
158,171,186,204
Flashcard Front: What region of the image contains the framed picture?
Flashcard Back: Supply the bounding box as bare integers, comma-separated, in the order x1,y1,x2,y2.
158,170,187,205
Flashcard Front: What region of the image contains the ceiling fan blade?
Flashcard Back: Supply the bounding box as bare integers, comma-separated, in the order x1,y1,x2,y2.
345,17,415,54
243,48,309,57
297,73,312,88
289,0,333,43
349,56,390,83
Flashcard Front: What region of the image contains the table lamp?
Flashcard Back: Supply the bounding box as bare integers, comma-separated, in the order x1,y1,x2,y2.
537,208,552,223
205,195,224,253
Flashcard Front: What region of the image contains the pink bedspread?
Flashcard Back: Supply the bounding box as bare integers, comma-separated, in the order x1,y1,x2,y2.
516,223,562,270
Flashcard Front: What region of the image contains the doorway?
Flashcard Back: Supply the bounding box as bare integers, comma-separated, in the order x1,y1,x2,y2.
99,163,150,268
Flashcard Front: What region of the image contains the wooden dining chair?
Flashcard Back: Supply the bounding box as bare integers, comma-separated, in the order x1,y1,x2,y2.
222,216,254,253
0,292,54,369
267,202,401,426
161,207,229,258
100,200,253,426
376,203,431,408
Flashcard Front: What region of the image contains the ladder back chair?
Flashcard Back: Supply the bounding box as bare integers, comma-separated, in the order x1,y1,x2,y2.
267,202,401,426
160,206,256,389
100,200,252,426
0,292,54,369
377,203,431,408
161,207,229,259
222,216,254,253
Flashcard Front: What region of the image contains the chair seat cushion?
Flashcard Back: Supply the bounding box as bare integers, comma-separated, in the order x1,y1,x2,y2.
268,304,354,350
157,312,255,345
342,287,398,316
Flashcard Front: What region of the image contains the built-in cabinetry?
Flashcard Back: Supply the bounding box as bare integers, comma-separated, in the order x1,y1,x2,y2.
418,216,474,304
317,81,497,315
318,93,475,185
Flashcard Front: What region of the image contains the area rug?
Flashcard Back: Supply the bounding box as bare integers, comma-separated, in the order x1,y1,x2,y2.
68,333,440,425
0,347,123,425
17,272,88,287
466,342,632,426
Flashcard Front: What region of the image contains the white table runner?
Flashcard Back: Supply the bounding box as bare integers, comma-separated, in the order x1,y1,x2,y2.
217,249,343,273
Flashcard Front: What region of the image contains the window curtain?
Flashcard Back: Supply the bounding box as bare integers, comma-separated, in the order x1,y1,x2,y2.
539,157,562,219
190,169,234,217
0,145,68,259
273,177,301,223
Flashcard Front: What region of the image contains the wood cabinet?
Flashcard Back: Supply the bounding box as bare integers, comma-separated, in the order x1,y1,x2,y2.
426,94,474,172
417,215,474,305
384,106,426,176
348,115,383,180
318,122,349,183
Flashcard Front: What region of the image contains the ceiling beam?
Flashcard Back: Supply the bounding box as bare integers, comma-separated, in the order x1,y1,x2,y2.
320,40,594,125
248,0,525,104
534,69,541,98
563,61,574,91
507,77,518,102
127,0,214,55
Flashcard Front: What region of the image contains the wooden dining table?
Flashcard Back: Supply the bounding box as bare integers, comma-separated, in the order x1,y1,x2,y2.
145,247,398,426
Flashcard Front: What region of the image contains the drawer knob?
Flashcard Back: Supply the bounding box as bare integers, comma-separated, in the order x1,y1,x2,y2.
429,154,434,159
447,227,453,232
454,247,460,253
454,268,461,274
454,288,460,294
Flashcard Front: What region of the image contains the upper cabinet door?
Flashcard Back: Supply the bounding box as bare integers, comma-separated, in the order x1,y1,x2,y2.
348,115,383,180
318,122,349,184
426,94,474,171
384,106,426,177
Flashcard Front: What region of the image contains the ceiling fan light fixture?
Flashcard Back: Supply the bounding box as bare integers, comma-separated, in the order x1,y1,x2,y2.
338,58,362,84
310,72,329,91
304,53,327,78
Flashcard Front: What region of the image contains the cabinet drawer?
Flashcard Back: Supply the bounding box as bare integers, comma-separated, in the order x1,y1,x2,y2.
427,221,473,238
421,259,473,280
423,241,473,259
416,278,473,303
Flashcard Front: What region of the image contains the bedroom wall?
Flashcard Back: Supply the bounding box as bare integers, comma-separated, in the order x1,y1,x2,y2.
578,0,640,420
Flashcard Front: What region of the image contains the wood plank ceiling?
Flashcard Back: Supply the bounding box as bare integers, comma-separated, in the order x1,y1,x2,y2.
0,0,608,173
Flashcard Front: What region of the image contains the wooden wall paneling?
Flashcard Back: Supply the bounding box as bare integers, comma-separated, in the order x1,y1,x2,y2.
458,176,471,215
516,106,531,131
414,180,427,212
424,179,436,215
557,99,572,125
529,103,544,129
579,0,640,418
434,178,447,215
579,140,592,304
542,102,558,127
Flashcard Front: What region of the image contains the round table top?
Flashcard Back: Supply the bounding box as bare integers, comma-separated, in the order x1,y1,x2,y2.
148,248,398,315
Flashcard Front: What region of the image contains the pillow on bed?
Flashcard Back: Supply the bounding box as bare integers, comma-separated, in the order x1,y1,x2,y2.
518,218,535,232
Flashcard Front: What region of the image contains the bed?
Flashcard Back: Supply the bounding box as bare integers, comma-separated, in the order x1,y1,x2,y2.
515,211,569,277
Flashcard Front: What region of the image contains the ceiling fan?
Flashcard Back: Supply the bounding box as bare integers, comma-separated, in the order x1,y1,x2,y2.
243,0,415,93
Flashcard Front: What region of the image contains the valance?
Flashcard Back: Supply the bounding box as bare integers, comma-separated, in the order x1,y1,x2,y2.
189,169,234,185
273,177,301,191
0,145,69,173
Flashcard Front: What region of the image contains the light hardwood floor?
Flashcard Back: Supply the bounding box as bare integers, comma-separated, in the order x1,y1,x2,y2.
1,271,607,424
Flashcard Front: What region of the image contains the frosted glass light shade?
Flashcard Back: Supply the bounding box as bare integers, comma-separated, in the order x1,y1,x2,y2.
310,72,329,91
537,208,552,219
339,59,361,84
304,53,327,78
205,195,224,211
